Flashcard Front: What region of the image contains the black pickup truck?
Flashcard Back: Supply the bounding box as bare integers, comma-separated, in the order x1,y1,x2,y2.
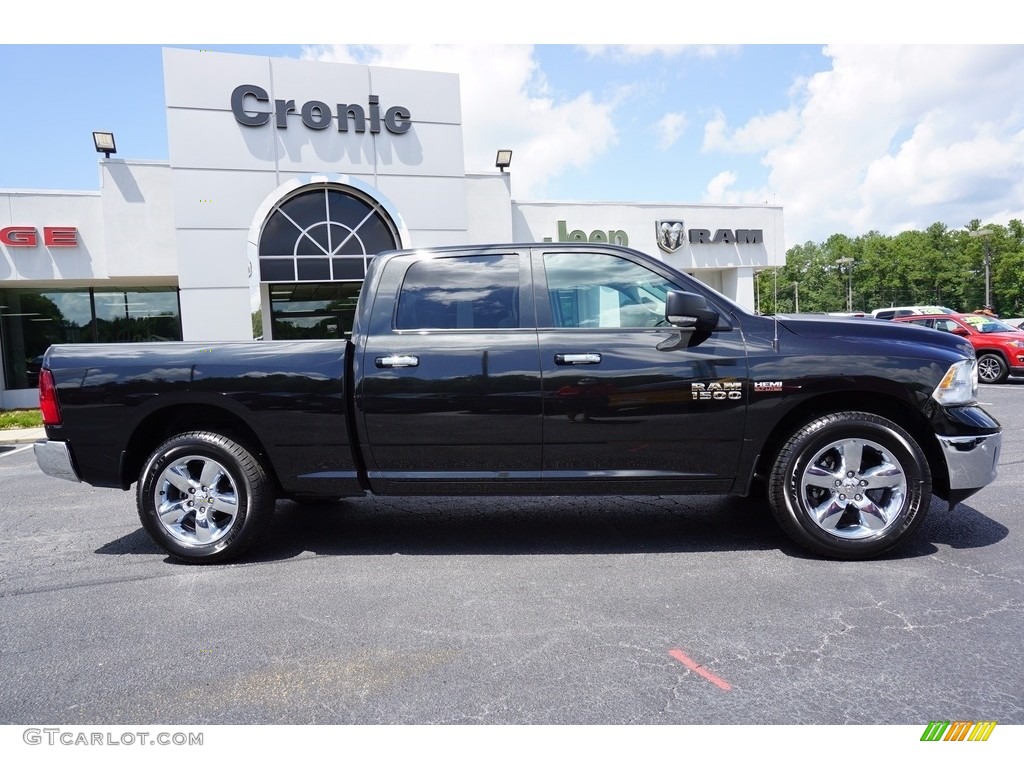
33,243,1001,563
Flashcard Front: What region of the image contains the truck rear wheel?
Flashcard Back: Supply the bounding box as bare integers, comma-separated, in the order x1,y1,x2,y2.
137,431,274,564
768,412,931,559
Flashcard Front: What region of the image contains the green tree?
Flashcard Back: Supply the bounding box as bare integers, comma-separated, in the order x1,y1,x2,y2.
758,219,1021,317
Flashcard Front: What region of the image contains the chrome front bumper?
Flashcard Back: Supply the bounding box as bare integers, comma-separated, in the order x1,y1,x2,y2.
33,439,81,483
938,432,1001,490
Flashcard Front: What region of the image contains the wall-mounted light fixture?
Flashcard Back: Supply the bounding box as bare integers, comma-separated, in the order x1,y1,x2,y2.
495,149,513,172
93,131,116,158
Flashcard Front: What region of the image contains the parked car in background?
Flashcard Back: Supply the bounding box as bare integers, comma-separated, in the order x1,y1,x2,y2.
894,312,1024,383
871,305,956,320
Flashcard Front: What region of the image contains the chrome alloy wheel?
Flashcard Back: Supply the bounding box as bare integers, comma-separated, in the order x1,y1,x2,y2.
977,354,1006,384
153,454,240,548
798,437,908,539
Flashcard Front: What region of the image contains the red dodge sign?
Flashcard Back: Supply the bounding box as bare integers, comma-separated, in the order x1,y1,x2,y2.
0,226,78,247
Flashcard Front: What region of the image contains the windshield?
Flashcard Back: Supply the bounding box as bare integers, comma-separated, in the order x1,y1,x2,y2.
960,315,1020,334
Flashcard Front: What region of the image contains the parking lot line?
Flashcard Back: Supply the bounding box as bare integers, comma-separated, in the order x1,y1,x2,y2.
0,445,33,458
669,648,733,691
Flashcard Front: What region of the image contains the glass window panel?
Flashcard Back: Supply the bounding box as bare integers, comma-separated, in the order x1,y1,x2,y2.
355,214,400,255
269,282,362,339
296,258,331,281
543,252,680,329
326,190,373,223
295,224,330,256
1,289,92,389
280,189,329,232
1,287,180,389
92,289,182,343
335,235,365,256
258,210,302,256
327,224,355,254
395,255,520,330
331,258,366,280
259,258,296,282
259,184,399,285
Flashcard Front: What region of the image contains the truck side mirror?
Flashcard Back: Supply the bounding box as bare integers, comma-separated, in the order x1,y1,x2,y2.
665,291,720,333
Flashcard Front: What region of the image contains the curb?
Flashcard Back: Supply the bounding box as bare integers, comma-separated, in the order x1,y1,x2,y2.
0,428,45,446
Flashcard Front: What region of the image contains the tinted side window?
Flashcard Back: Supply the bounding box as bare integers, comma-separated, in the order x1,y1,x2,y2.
543,252,680,329
395,254,520,330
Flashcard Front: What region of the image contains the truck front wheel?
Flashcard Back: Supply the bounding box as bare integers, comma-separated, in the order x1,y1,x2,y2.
768,412,931,559
137,432,274,564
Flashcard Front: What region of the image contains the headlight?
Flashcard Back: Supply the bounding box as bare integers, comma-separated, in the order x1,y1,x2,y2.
932,359,977,405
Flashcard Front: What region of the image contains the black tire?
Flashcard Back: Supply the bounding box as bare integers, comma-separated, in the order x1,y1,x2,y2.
768,412,931,560
976,352,1008,384
137,431,274,564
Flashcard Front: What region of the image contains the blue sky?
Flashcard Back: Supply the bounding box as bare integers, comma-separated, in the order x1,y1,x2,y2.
2,3,1020,248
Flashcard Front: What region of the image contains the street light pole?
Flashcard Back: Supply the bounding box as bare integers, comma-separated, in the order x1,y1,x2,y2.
837,257,854,312
969,228,994,309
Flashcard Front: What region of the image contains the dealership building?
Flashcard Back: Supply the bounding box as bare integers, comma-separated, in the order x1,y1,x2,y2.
0,47,784,409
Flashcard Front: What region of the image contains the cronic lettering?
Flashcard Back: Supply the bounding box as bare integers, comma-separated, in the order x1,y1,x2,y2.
230,84,412,135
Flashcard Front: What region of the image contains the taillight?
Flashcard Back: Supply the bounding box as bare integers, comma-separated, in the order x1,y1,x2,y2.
39,368,62,426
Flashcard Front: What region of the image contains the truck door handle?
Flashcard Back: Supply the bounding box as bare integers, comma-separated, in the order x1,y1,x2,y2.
375,355,420,368
554,353,602,365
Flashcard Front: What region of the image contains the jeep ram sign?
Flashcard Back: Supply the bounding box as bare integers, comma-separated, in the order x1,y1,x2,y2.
657,220,763,253
542,219,765,250
230,84,412,134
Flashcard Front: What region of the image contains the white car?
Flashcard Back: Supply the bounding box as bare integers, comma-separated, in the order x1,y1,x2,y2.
871,305,956,320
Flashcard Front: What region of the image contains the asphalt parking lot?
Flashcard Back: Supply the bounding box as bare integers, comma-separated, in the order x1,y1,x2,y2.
1,385,1022,728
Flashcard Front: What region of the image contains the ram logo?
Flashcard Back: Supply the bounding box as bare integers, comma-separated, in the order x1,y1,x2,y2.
691,382,742,401
656,221,685,253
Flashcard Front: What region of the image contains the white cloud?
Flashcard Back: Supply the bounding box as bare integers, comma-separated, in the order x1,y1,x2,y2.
701,171,777,206
704,171,738,200
582,44,733,61
702,108,800,153
303,44,618,199
299,43,1024,246
655,112,688,150
755,45,1024,243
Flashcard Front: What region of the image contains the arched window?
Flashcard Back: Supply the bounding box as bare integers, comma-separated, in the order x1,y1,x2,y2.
257,184,400,282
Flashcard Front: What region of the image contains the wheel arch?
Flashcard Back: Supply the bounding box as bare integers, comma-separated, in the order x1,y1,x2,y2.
974,347,1008,361
766,409,933,559
120,401,280,492
752,391,949,499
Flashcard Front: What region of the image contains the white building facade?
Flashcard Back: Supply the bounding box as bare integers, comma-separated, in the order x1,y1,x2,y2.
0,48,783,409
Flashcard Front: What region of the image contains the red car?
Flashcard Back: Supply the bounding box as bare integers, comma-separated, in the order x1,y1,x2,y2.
895,313,1024,383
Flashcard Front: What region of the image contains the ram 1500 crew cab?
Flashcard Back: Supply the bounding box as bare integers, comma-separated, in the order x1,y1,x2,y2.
33,243,1001,563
